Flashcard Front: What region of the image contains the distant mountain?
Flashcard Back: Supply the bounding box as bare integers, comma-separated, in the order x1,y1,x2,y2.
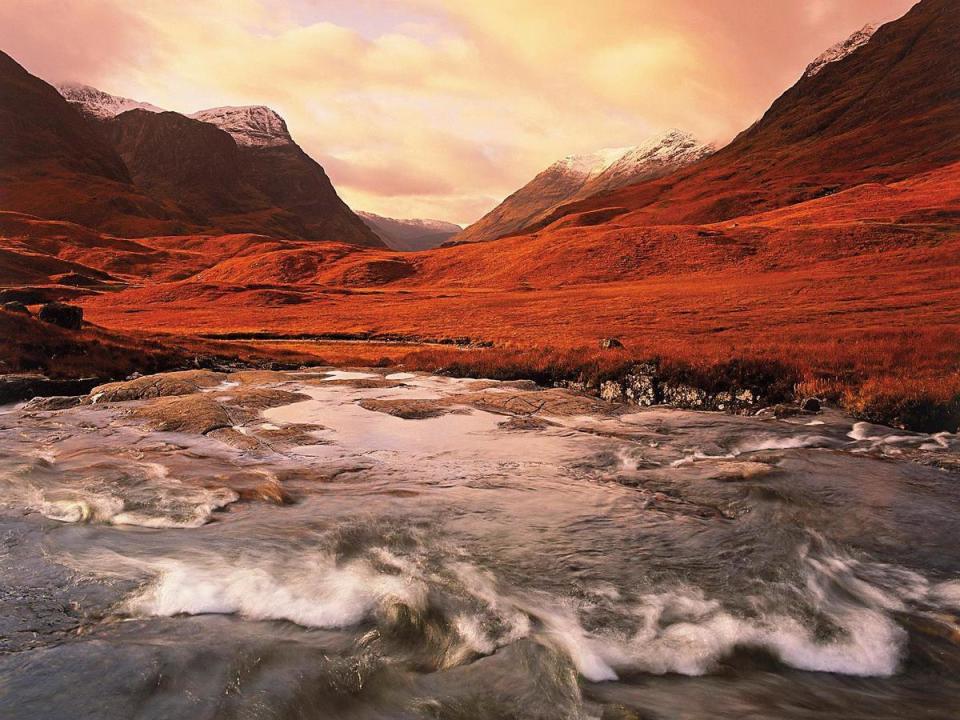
534,0,960,229
454,130,712,243
358,211,461,251
58,82,164,119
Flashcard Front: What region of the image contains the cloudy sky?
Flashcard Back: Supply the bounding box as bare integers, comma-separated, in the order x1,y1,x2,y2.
1,0,916,225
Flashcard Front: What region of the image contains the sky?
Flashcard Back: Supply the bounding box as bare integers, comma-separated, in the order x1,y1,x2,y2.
0,0,917,225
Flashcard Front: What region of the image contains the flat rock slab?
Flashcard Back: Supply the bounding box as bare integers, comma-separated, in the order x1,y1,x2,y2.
132,395,232,435
91,370,226,402
451,387,616,418
358,398,467,419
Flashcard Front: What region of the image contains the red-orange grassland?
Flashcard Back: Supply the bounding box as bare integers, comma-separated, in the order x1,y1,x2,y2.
3,160,957,423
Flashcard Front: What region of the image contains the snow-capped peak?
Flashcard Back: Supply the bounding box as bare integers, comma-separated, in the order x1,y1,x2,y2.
804,24,877,78
188,105,293,147
57,83,165,119
554,146,633,177
551,129,712,182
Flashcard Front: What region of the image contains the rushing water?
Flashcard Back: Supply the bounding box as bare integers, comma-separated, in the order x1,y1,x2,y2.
1,369,959,719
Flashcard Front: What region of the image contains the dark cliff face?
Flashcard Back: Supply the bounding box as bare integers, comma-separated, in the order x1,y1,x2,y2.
0,53,383,245
0,51,177,232
234,143,384,247
106,110,253,218
103,109,383,244
0,52,128,181
541,0,960,228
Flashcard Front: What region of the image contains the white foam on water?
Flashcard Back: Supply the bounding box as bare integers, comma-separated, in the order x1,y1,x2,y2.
128,550,429,627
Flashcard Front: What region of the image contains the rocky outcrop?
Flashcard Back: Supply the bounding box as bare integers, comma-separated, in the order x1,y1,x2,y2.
89,370,226,402
593,360,797,413
1,301,29,315
38,302,83,330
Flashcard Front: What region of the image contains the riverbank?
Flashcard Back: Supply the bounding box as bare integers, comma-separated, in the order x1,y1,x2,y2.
3,305,958,432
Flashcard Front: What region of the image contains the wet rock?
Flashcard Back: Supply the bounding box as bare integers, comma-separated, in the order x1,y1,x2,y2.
132,395,232,434
90,370,226,402
703,461,775,482
756,403,805,418
206,426,263,451
309,377,403,389
358,398,463,419
498,416,553,431
219,387,308,412
257,423,327,447
599,337,624,349
236,477,294,505
1,301,30,315
454,387,615,417
38,302,83,330
801,397,822,413
21,395,83,411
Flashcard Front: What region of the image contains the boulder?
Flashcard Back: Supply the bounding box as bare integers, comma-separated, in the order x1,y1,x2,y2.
132,395,232,434
38,302,83,330
600,380,626,403
599,337,624,349
21,395,83,411
623,364,659,405
800,397,822,413
661,382,709,409
1,301,30,315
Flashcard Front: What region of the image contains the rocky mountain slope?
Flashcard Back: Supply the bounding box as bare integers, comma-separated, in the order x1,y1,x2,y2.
358,211,461,251
454,130,712,244
192,105,382,246
536,0,959,229
804,24,876,77
1,61,380,244
58,82,164,119
0,52,179,234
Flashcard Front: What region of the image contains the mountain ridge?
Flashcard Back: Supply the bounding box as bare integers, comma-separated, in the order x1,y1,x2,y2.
454,129,712,244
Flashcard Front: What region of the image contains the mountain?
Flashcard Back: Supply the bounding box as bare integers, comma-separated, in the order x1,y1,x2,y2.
537,0,960,229
57,82,164,119
104,110,274,224
188,105,383,246
40,79,382,245
357,211,461,251
189,106,292,147
454,130,712,244
0,51,177,234
804,24,876,77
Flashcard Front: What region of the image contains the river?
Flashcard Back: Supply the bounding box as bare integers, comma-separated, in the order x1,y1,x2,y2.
1,369,958,718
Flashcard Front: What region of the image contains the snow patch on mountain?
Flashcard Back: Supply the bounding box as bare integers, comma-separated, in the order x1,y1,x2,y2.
57,83,165,119
587,130,714,190
805,24,877,78
549,130,712,188
555,147,633,177
189,106,293,147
